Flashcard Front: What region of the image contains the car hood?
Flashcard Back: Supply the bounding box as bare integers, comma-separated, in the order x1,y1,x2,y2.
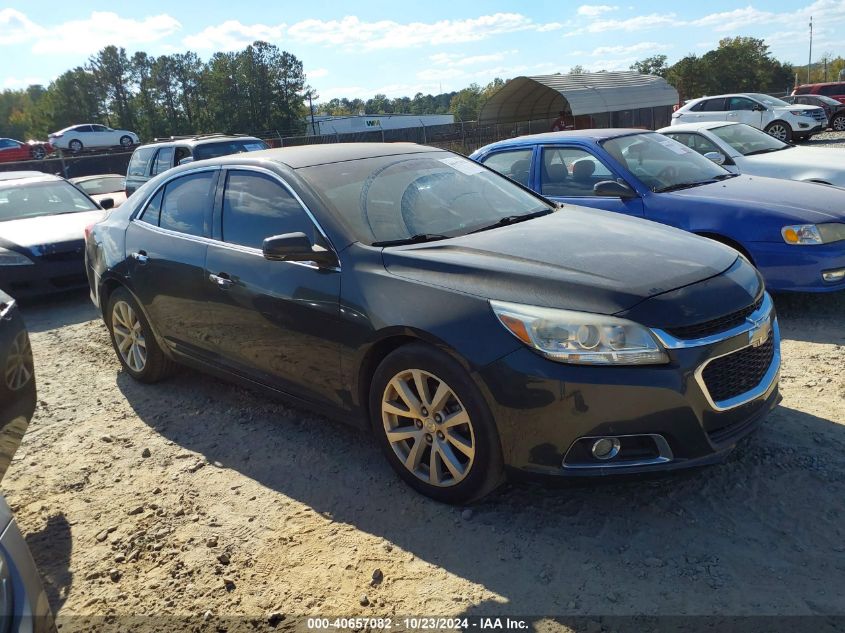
777,105,824,115
382,207,740,316
743,146,845,170
666,174,845,224
0,209,106,253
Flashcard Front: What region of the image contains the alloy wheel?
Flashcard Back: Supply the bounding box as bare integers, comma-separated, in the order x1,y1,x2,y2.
767,124,789,142
112,300,147,372
120,136,133,147
381,368,475,487
833,116,845,132
4,331,33,391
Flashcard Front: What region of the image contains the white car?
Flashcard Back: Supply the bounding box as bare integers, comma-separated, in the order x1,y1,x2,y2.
48,124,139,153
659,121,845,187
670,93,827,142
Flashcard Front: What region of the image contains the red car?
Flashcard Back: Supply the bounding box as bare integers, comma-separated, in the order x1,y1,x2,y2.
0,138,52,163
792,81,845,105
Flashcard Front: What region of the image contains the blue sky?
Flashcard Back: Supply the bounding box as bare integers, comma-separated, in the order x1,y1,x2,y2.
2,1,843,101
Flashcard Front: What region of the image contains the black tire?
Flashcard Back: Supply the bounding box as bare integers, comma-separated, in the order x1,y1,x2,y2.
68,139,83,153
764,121,792,143
119,135,133,148
31,146,46,160
369,342,504,504
106,287,175,383
832,114,845,132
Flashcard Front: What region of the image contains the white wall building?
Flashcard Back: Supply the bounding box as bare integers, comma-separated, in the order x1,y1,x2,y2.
307,113,455,136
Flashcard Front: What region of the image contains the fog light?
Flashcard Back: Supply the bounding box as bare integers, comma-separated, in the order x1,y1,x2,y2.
822,268,845,283
591,437,621,460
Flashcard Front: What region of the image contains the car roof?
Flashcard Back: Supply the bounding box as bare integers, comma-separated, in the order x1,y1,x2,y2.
195,142,445,169
659,121,738,132
0,171,62,184
138,134,264,149
69,173,125,183
477,129,651,151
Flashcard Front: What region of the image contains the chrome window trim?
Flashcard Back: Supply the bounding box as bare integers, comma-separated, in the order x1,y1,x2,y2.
133,164,221,227
562,433,674,470
651,292,773,349
694,317,781,412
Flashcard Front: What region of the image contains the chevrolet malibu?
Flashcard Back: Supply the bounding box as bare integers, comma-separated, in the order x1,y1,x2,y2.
85,144,780,503
471,130,845,292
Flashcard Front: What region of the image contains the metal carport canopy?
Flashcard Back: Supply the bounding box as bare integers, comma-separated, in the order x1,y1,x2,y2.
478,72,679,123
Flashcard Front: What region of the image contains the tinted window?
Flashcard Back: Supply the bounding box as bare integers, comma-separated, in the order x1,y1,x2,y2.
128,147,156,177
138,188,163,226
193,139,269,161
76,125,93,133
728,97,755,111
91,125,108,132
480,149,533,186
159,171,215,236
699,98,726,111
0,139,17,149
75,176,125,195
662,132,721,156
540,147,613,197
298,152,552,245
152,147,175,176
819,84,844,96
174,146,191,164
221,171,314,249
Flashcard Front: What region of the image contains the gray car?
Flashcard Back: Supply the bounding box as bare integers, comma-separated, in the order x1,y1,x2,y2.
0,291,56,632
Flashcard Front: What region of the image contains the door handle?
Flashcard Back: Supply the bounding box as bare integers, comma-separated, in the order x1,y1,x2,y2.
209,272,234,289
131,251,148,265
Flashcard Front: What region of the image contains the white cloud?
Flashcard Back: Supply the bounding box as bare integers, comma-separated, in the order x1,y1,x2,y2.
287,13,557,50
590,42,668,56
0,9,43,45
308,68,329,78
183,20,284,51
26,12,181,54
577,13,680,34
577,5,618,17
428,50,517,67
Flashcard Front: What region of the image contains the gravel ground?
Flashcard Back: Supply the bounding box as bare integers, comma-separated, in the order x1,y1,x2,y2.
4,287,844,633
4,132,845,633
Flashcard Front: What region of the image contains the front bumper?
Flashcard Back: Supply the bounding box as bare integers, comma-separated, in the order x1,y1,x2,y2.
0,256,87,299
477,297,780,477
748,240,845,292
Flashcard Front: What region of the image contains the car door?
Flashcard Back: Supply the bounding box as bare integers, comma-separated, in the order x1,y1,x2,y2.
691,98,729,123
124,167,219,356
726,97,764,128
0,139,25,162
202,167,343,407
89,125,111,147
535,145,644,216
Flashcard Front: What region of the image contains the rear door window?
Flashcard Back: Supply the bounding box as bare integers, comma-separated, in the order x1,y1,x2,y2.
159,171,216,237
128,147,156,177
479,149,533,187
152,147,175,176
138,188,164,226
699,98,727,111
221,171,314,249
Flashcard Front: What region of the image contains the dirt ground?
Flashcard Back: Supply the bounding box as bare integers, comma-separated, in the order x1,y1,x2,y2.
3,285,844,632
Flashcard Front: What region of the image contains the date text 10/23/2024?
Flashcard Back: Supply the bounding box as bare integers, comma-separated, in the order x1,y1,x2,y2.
307,617,530,630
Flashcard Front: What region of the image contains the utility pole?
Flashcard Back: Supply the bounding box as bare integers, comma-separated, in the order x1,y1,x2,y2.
807,16,813,84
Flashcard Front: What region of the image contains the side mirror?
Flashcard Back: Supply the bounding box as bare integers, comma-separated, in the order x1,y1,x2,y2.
178,156,194,165
594,180,638,199
752,104,765,111
262,232,337,268
100,197,115,210
703,151,725,165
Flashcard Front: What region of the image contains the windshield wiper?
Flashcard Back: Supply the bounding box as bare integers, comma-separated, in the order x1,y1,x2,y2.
468,208,552,234
655,173,737,192
372,233,451,247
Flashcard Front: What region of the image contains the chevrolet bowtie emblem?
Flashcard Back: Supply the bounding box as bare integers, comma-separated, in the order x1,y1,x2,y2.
747,315,772,348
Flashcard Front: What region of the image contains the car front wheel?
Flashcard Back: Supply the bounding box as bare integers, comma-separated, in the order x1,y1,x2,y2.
107,288,175,383
370,343,504,504
119,135,133,148
764,121,792,142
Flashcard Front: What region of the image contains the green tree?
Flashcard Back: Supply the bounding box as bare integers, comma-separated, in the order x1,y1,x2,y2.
449,83,482,121
630,55,669,77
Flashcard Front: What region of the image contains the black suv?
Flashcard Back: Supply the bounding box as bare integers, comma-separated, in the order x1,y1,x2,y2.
125,134,268,195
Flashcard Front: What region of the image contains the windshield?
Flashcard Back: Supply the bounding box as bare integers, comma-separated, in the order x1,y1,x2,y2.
601,132,730,192
193,139,269,161
710,124,788,155
814,95,842,106
75,176,125,195
0,180,98,221
298,151,553,245
747,93,789,107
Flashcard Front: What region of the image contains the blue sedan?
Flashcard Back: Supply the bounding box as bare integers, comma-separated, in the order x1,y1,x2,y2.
470,129,845,292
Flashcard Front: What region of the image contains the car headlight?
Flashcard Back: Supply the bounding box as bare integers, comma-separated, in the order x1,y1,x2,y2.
0,247,34,266
791,110,813,117
490,300,669,365
782,223,845,245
